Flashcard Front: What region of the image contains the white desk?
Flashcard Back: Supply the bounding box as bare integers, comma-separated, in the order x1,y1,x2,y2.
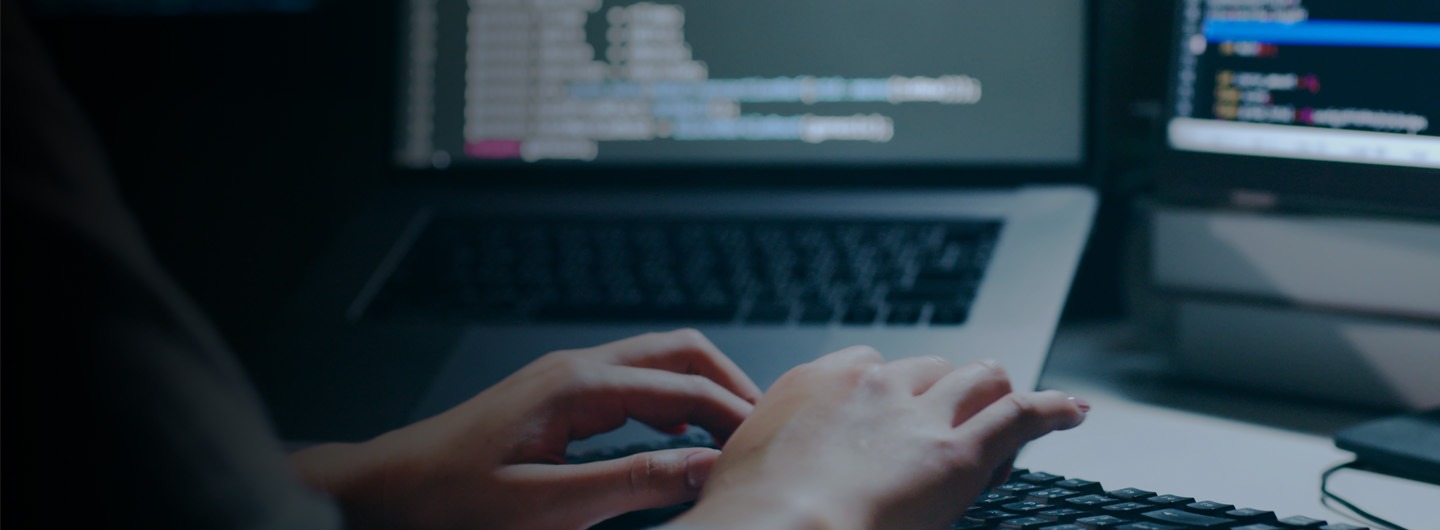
1019,323,1439,529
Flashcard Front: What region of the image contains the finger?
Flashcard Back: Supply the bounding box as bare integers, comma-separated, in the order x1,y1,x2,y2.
922,359,1013,426
561,364,754,443
587,329,764,404
989,454,1016,487
511,447,720,527
881,355,955,395
952,390,1087,471
810,344,885,370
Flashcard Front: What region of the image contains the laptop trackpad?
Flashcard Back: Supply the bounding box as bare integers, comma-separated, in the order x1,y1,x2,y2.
409,325,830,450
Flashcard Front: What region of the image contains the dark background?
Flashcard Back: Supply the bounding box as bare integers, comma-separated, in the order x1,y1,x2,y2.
26,0,1176,362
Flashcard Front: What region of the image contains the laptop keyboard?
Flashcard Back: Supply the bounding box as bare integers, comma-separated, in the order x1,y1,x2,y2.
570,434,1370,530
369,216,1002,326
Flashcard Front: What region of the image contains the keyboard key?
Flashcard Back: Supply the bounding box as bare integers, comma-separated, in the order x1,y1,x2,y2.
885,303,923,325
1003,501,1053,514
1002,517,1055,529
1102,502,1153,514
1018,472,1065,485
1076,515,1131,528
974,492,1017,506
1053,479,1103,493
929,303,970,325
1039,508,1087,522
1276,516,1326,528
1066,495,1119,508
1317,525,1368,530
1039,525,1086,530
1027,488,1079,504
1115,524,1182,530
745,303,791,323
1108,488,1156,501
1185,501,1235,514
1226,508,1277,522
996,482,1043,495
1234,525,1283,530
1141,509,1236,528
798,304,835,324
965,509,1019,523
1144,495,1194,507
842,304,879,325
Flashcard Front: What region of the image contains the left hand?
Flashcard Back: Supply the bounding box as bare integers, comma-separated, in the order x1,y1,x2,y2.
289,329,762,530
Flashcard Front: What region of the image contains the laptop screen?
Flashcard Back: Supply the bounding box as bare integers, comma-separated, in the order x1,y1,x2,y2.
394,0,1086,169
1166,0,1440,169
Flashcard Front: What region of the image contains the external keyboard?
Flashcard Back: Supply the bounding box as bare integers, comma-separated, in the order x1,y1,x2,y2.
568,434,1371,530
370,216,1001,326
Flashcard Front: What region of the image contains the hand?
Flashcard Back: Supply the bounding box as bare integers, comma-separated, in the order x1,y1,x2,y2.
289,329,762,530
673,346,1087,530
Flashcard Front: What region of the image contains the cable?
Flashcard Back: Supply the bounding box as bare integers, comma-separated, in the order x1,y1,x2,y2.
1319,460,1408,530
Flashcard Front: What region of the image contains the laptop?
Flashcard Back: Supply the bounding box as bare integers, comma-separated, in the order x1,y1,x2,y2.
257,0,1098,444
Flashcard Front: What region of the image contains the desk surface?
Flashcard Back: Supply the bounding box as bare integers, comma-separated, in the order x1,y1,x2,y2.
1020,322,1438,529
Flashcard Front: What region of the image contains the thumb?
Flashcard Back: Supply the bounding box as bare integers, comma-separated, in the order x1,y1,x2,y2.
529,447,721,523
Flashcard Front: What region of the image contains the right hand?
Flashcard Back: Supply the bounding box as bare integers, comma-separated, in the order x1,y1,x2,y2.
673,346,1088,530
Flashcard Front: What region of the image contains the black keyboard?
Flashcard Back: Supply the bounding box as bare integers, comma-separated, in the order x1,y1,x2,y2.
569,434,1371,530
370,216,1001,326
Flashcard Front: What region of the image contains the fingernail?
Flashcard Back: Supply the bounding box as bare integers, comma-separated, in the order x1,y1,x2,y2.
685,451,715,490
1068,395,1090,413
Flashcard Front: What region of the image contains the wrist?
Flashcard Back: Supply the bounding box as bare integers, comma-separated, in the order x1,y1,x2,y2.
289,439,417,529
674,487,869,530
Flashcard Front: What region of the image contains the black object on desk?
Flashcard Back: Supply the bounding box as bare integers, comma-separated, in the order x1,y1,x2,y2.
1334,408,1440,486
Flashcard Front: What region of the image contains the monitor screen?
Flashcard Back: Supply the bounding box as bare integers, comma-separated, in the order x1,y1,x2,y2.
1167,0,1440,169
394,0,1086,168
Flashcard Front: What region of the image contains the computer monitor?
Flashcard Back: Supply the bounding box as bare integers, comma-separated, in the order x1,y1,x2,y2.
393,0,1089,177
1160,0,1440,217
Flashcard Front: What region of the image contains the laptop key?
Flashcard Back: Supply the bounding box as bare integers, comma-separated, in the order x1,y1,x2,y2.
745,303,792,323
885,303,924,325
842,304,880,325
798,304,836,324
929,303,970,325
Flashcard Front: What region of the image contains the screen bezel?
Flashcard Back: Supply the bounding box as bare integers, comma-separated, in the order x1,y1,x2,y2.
1155,1,1440,220
385,0,1102,191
